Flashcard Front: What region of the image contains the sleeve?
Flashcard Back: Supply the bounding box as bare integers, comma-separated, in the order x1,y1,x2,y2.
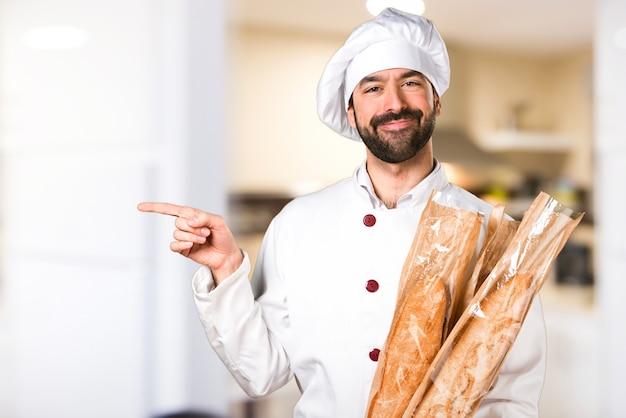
475,295,547,417
191,246,293,398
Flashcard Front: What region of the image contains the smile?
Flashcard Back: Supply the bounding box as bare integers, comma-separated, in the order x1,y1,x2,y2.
378,119,414,131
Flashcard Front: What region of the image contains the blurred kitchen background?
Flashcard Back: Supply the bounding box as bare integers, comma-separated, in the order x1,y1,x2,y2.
0,0,623,417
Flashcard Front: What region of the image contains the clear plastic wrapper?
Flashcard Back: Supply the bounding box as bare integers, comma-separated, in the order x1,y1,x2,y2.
367,191,484,418
402,191,584,417
450,207,520,330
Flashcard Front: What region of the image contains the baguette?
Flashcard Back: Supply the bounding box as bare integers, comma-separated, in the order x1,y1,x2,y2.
404,192,584,417
367,274,446,418
368,191,484,417
405,273,532,418
395,192,483,339
451,216,519,328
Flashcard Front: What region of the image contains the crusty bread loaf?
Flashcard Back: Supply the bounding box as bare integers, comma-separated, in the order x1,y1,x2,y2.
394,193,483,341
451,216,519,329
404,273,532,418
367,275,447,418
367,192,484,417
403,192,584,417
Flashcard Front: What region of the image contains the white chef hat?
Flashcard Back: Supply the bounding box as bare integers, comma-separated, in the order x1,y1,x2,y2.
317,8,450,141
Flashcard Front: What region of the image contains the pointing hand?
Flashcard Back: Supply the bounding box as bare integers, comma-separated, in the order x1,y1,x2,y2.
137,202,243,284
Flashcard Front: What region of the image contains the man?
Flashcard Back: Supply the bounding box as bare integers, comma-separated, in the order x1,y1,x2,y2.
138,8,546,417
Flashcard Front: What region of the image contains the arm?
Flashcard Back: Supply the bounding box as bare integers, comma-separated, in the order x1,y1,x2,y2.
475,296,547,418
138,202,292,397
192,253,292,398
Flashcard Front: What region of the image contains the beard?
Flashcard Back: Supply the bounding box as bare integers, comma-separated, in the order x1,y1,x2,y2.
354,107,436,164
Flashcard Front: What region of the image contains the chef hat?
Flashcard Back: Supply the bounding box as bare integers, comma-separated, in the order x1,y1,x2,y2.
317,8,450,141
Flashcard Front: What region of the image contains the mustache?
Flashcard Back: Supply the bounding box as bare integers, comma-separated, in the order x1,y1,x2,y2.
371,108,424,128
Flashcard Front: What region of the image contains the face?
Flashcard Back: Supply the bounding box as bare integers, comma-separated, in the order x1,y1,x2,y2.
347,68,440,164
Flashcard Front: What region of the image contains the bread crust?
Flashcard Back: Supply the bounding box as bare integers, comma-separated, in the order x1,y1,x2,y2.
405,274,531,418
367,192,483,417
404,192,584,417
367,275,447,418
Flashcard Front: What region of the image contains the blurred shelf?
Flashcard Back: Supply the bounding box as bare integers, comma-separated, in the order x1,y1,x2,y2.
478,131,574,152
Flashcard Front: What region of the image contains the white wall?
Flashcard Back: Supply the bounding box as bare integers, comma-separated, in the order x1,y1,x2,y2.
594,1,626,416
0,0,231,416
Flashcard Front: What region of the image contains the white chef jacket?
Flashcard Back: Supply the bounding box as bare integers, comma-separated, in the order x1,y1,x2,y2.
192,161,547,418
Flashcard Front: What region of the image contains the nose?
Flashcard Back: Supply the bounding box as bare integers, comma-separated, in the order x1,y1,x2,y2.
382,86,406,112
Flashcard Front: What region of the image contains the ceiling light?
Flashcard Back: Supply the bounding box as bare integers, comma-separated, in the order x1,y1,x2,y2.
21,26,90,50
614,27,626,50
366,0,425,17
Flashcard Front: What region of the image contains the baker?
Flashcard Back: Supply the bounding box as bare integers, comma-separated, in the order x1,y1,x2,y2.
138,8,547,417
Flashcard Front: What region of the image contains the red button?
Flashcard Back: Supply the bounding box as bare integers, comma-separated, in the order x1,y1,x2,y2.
366,280,379,293
369,348,381,362
363,214,376,227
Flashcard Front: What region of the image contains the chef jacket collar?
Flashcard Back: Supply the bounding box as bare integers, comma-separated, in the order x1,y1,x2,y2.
355,159,449,209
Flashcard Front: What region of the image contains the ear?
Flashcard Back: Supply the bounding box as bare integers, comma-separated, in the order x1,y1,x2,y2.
347,104,357,128
434,93,442,116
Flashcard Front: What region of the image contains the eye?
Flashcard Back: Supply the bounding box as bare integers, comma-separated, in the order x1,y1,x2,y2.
363,85,381,94
404,79,423,87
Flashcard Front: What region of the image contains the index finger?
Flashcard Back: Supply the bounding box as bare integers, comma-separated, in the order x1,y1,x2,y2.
137,201,195,218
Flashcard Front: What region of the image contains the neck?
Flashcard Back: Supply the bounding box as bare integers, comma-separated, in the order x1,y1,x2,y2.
365,143,435,209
